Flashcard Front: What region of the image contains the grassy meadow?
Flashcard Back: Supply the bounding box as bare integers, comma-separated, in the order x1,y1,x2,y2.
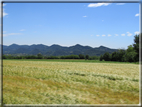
3,59,139,104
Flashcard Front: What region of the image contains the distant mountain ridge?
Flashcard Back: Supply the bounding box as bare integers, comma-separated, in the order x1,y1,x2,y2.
3,44,118,56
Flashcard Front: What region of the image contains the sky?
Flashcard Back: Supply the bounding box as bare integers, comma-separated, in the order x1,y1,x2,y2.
2,2,140,49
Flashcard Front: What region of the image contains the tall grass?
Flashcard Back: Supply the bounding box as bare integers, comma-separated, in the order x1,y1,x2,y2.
3,60,139,104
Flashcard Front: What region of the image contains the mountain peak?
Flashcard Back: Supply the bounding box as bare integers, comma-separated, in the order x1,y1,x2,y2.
51,44,61,47
10,43,19,46
31,44,45,46
99,45,107,48
74,44,82,46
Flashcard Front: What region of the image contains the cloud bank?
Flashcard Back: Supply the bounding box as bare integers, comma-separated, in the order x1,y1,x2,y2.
115,34,118,36
127,32,132,36
135,13,139,17
88,3,111,7
121,34,125,36
134,31,140,35
1,4,8,17
3,33,22,37
116,3,125,5
108,34,111,37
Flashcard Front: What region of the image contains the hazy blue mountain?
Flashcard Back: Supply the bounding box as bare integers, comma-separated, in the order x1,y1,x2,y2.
3,44,118,56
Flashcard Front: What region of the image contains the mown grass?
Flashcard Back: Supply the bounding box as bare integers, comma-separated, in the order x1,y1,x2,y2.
3,59,139,104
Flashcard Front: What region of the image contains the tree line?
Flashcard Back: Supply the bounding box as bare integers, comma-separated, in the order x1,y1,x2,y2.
100,34,139,62
2,54,99,60
3,34,140,63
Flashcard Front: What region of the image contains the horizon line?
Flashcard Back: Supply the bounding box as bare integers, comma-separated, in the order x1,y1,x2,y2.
2,43,119,49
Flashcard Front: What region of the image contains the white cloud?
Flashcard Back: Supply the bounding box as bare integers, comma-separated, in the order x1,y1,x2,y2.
3,10,8,17
134,31,140,35
20,29,25,31
127,32,132,36
115,34,118,36
116,3,125,5
135,13,139,17
1,4,8,17
102,35,106,36
88,3,111,7
83,16,87,17
108,34,111,37
3,33,22,37
121,34,125,36
96,35,100,36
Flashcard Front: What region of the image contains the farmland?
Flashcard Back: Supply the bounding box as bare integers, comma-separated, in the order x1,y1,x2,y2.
3,59,139,104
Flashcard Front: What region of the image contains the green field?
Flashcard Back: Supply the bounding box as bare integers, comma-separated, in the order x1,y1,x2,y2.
3,59,139,104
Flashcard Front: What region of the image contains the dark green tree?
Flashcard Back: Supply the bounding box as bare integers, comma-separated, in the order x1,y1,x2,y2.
2,55,7,59
118,49,126,62
79,54,85,59
90,56,99,60
127,45,134,53
125,45,137,62
103,52,111,61
111,51,119,61
30,55,37,59
99,55,103,61
133,34,139,62
85,55,89,60
37,53,43,59
125,51,137,62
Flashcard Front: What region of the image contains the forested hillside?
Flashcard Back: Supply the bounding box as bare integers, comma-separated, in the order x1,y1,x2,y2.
3,44,117,56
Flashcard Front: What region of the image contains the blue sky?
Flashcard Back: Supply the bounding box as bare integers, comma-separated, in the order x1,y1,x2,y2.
3,2,140,49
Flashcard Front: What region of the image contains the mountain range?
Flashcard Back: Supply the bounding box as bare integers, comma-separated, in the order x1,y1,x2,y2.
3,44,118,56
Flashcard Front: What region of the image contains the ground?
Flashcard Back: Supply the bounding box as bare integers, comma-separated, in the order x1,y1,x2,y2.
3,59,139,104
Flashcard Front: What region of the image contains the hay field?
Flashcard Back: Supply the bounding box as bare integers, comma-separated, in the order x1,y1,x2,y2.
3,60,139,104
